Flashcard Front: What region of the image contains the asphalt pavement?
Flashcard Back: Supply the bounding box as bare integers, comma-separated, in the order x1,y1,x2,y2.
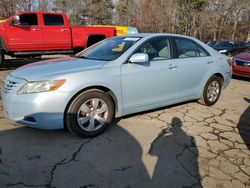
0,56,249,188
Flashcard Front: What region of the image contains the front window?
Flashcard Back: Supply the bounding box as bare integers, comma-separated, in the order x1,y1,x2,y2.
19,14,38,26
77,36,141,61
135,37,172,61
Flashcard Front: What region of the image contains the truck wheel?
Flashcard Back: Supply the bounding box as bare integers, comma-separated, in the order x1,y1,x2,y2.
0,50,5,67
65,89,114,137
198,75,222,106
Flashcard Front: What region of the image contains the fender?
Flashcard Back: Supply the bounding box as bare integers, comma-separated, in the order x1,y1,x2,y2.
0,29,9,52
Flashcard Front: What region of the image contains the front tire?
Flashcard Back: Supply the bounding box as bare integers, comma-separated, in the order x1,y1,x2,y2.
65,89,114,137
0,50,5,67
199,75,222,106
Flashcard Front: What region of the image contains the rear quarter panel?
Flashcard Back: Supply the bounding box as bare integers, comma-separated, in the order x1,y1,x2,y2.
191,38,231,93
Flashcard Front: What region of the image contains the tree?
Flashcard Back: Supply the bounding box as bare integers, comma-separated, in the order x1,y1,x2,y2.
175,0,208,37
82,0,114,24
38,0,50,11
0,0,17,19
52,0,82,25
0,0,249,41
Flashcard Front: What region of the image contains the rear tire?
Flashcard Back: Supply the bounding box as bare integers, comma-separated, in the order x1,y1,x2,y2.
199,75,222,106
65,89,114,137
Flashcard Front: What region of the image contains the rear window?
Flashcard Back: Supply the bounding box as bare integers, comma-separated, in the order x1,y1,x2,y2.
175,38,209,58
43,14,64,26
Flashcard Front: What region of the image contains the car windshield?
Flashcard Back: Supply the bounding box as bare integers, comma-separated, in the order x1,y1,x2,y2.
77,36,141,61
207,41,217,47
214,41,234,48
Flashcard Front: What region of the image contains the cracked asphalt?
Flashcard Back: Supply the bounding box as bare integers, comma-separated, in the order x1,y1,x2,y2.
0,57,249,188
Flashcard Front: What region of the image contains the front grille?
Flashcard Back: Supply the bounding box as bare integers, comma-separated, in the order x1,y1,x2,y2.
235,59,250,67
3,79,20,94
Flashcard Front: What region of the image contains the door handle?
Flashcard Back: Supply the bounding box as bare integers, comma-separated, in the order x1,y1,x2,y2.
61,29,69,32
207,60,214,64
169,64,177,70
32,28,40,31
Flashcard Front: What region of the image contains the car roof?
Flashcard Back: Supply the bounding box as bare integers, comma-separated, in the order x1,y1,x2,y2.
122,33,196,40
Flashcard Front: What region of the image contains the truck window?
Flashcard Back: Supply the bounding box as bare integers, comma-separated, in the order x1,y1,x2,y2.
43,14,64,26
20,14,38,26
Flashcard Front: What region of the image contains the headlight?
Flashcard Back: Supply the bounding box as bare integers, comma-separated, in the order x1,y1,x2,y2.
18,80,65,95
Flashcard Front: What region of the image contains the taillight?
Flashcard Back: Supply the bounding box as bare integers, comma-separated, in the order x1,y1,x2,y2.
228,58,233,66
114,28,117,36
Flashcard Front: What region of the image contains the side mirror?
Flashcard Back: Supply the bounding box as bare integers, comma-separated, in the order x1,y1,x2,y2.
13,15,20,26
129,53,149,64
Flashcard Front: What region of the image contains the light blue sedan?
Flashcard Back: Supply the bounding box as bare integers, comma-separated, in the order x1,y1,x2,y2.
1,34,232,137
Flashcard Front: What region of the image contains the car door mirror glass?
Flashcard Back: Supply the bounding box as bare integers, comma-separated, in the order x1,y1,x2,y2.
13,15,20,26
129,53,149,64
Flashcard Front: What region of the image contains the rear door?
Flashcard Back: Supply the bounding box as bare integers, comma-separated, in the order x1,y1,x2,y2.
5,13,43,51
172,37,214,98
42,13,71,50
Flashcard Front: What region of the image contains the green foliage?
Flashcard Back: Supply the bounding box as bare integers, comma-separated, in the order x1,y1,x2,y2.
189,0,207,10
177,0,207,11
116,2,128,14
115,0,134,25
81,0,114,24
178,19,188,28
176,0,208,32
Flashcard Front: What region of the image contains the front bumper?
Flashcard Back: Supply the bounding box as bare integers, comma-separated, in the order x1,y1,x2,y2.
232,65,250,78
1,75,72,129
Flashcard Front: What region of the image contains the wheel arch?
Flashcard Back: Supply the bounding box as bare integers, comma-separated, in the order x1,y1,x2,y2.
0,36,8,52
199,72,225,99
64,85,119,126
212,73,224,85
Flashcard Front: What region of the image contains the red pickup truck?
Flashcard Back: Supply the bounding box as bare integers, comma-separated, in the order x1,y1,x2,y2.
0,12,118,65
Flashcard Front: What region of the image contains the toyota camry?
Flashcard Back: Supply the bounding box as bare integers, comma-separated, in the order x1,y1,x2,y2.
1,34,232,137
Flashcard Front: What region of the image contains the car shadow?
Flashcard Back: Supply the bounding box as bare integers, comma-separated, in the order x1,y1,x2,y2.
237,97,250,150
0,115,202,187
232,75,250,82
0,119,150,187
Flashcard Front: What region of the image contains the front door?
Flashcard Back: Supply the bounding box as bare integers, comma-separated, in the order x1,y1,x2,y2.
5,13,43,51
121,36,178,114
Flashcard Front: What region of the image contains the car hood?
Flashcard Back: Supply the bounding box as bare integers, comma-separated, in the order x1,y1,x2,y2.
10,57,107,81
234,52,250,61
